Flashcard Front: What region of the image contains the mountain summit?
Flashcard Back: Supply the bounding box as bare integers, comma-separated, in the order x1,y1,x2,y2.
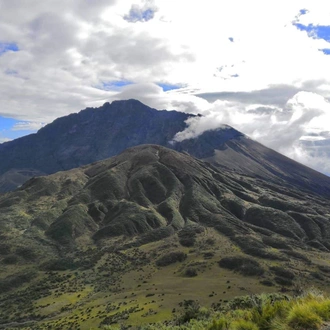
1,99,330,197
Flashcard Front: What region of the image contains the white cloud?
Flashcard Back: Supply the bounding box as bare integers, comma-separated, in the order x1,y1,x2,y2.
11,121,45,131
0,137,11,144
113,82,209,113
172,91,330,174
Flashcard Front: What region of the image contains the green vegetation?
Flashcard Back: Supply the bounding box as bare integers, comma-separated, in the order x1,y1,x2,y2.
156,251,187,266
1,145,330,329
218,256,264,276
103,289,330,330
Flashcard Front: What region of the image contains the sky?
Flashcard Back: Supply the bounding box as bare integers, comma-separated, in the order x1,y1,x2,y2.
1,1,330,175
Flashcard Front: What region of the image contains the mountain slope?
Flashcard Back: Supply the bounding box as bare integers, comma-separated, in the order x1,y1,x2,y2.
0,100,191,191
1,145,330,328
200,132,330,197
2,99,330,197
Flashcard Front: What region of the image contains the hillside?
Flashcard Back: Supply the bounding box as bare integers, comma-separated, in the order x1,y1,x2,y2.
1,145,330,329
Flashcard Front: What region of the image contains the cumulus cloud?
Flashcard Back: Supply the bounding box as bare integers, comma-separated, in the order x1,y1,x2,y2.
0,0,194,122
172,91,330,174
1,1,330,174
197,85,301,107
113,82,209,114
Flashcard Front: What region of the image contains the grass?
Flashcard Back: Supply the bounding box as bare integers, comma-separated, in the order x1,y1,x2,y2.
1,229,330,329
101,288,330,330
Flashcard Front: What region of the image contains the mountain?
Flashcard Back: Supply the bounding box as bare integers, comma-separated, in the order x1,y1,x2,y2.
0,100,191,192
2,99,330,197
1,145,330,329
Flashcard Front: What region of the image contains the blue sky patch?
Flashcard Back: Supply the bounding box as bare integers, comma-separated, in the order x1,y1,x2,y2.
320,48,330,55
0,116,39,141
157,83,181,92
0,43,19,55
124,6,156,23
0,116,18,131
141,9,154,21
0,117,22,141
294,23,330,42
96,80,133,91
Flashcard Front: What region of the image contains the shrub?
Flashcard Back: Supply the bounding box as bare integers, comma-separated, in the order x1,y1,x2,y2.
259,279,274,287
209,317,229,330
270,266,295,280
286,304,322,330
218,256,264,276
282,250,310,263
0,270,37,293
262,237,291,250
251,300,290,330
310,272,324,280
178,225,204,247
231,320,259,330
156,251,187,267
318,265,330,273
39,258,78,271
185,268,198,277
2,254,20,264
308,300,330,321
203,251,215,259
177,300,202,324
274,276,293,286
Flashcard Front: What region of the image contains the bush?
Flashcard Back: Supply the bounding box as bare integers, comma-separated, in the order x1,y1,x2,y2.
259,279,274,287
318,265,330,273
270,266,295,280
274,276,293,286
0,270,37,293
286,304,322,330
308,300,330,321
178,225,204,247
218,256,264,276
262,237,291,250
282,250,310,263
39,258,78,271
251,299,290,330
2,254,19,264
209,317,229,330
203,251,215,259
231,320,259,330
177,300,202,324
156,251,187,267
185,268,198,277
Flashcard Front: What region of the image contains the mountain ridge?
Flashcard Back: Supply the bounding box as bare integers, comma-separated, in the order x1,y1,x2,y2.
1,99,330,199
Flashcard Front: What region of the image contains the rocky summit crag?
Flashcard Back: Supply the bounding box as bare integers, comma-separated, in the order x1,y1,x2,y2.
1,145,330,329
2,99,330,196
